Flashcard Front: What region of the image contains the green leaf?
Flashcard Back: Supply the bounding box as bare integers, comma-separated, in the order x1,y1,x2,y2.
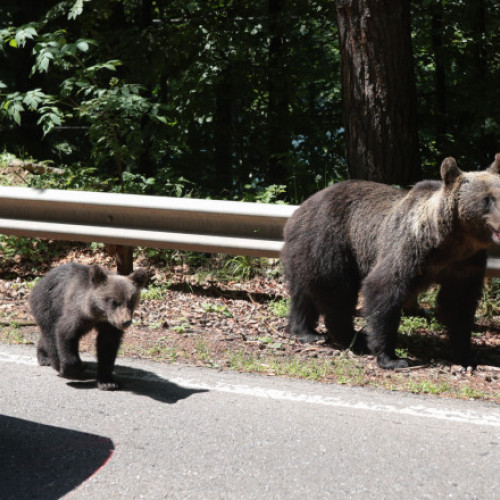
14,26,37,48
155,115,169,125
76,40,89,52
49,113,62,126
12,110,21,125
68,0,90,20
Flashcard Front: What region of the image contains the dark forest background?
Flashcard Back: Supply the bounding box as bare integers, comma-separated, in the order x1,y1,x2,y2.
1,0,499,202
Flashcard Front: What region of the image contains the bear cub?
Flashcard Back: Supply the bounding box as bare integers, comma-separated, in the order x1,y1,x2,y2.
281,155,500,369
30,263,147,390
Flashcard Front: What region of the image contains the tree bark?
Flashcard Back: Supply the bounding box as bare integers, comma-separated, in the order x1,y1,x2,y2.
431,0,447,157
267,0,290,185
470,0,487,162
335,0,421,185
214,64,235,191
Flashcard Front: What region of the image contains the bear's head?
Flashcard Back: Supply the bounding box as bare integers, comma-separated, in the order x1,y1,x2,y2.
89,266,148,330
441,153,500,247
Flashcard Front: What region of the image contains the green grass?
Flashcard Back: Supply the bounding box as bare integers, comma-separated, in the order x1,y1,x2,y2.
226,349,366,384
141,281,171,300
398,315,444,337
0,325,33,344
139,345,178,362
257,335,283,350
194,338,220,368
459,386,488,400
201,302,233,318
268,298,290,318
479,278,500,319
406,380,451,395
170,319,192,334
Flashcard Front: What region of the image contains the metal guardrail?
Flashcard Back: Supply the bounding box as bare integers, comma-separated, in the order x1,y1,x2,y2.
0,186,499,277
0,186,295,257
487,244,500,277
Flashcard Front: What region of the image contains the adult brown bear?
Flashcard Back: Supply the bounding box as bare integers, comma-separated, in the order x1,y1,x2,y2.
281,155,500,369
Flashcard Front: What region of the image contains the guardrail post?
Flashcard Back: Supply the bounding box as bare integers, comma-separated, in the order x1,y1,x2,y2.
111,245,134,275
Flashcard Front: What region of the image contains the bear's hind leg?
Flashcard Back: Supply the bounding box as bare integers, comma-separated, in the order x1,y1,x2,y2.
96,324,124,390
287,292,323,342
55,319,89,379
37,344,51,366
37,331,59,370
323,291,367,354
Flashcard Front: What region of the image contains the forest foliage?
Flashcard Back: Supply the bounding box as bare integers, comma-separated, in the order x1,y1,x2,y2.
0,0,499,202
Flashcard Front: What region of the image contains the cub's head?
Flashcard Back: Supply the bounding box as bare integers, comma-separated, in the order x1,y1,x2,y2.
441,153,500,246
89,266,148,330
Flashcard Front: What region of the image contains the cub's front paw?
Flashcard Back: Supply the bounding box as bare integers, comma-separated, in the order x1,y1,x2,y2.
97,380,121,391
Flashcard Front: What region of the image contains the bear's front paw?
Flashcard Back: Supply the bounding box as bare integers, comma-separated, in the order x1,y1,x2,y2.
290,329,325,343
454,351,477,370
97,380,121,391
377,354,410,370
37,355,52,367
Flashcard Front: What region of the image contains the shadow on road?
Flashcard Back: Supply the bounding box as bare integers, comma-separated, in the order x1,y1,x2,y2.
0,415,113,500
66,362,209,403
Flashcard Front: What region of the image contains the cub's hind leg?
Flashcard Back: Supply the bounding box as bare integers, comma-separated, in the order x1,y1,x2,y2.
37,328,60,371
55,318,90,379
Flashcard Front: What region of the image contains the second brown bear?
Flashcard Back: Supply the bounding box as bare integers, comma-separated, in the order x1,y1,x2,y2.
281,155,500,369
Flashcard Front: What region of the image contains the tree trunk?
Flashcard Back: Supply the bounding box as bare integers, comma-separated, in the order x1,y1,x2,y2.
470,0,487,162
141,0,153,28
214,64,234,192
267,0,290,185
335,0,421,185
431,0,447,157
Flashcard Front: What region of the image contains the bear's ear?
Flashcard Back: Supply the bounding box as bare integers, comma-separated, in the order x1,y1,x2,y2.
487,153,500,175
89,265,108,285
129,268,148,288
440,157,461,187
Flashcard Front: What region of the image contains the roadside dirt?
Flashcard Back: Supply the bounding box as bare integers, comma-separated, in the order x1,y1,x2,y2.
1,242,499,402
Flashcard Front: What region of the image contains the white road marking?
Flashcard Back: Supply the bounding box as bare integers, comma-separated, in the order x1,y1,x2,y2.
166,376,500,428
2,349,499,428
0,350,38,366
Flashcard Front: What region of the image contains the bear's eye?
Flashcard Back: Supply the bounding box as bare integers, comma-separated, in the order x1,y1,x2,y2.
109,299,119,309
483,195,495,210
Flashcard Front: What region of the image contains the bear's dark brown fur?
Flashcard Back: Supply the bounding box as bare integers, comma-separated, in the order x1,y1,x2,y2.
29,263,147,390
281,155,500,369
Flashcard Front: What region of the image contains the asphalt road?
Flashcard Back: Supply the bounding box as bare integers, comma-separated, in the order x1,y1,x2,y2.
0,342,499,499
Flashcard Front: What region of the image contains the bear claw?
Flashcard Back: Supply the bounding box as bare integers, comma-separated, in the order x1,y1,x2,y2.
293,331,326,343
97,380,121,391
377,355,410,370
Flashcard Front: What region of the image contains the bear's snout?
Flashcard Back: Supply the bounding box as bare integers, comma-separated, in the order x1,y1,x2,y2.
122,319,133,329
108,309,134,330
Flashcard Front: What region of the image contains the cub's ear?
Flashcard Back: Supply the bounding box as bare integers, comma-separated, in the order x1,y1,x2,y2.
487,153,500,175
89,265,108,285
440,157,461,187
129,268,148,288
